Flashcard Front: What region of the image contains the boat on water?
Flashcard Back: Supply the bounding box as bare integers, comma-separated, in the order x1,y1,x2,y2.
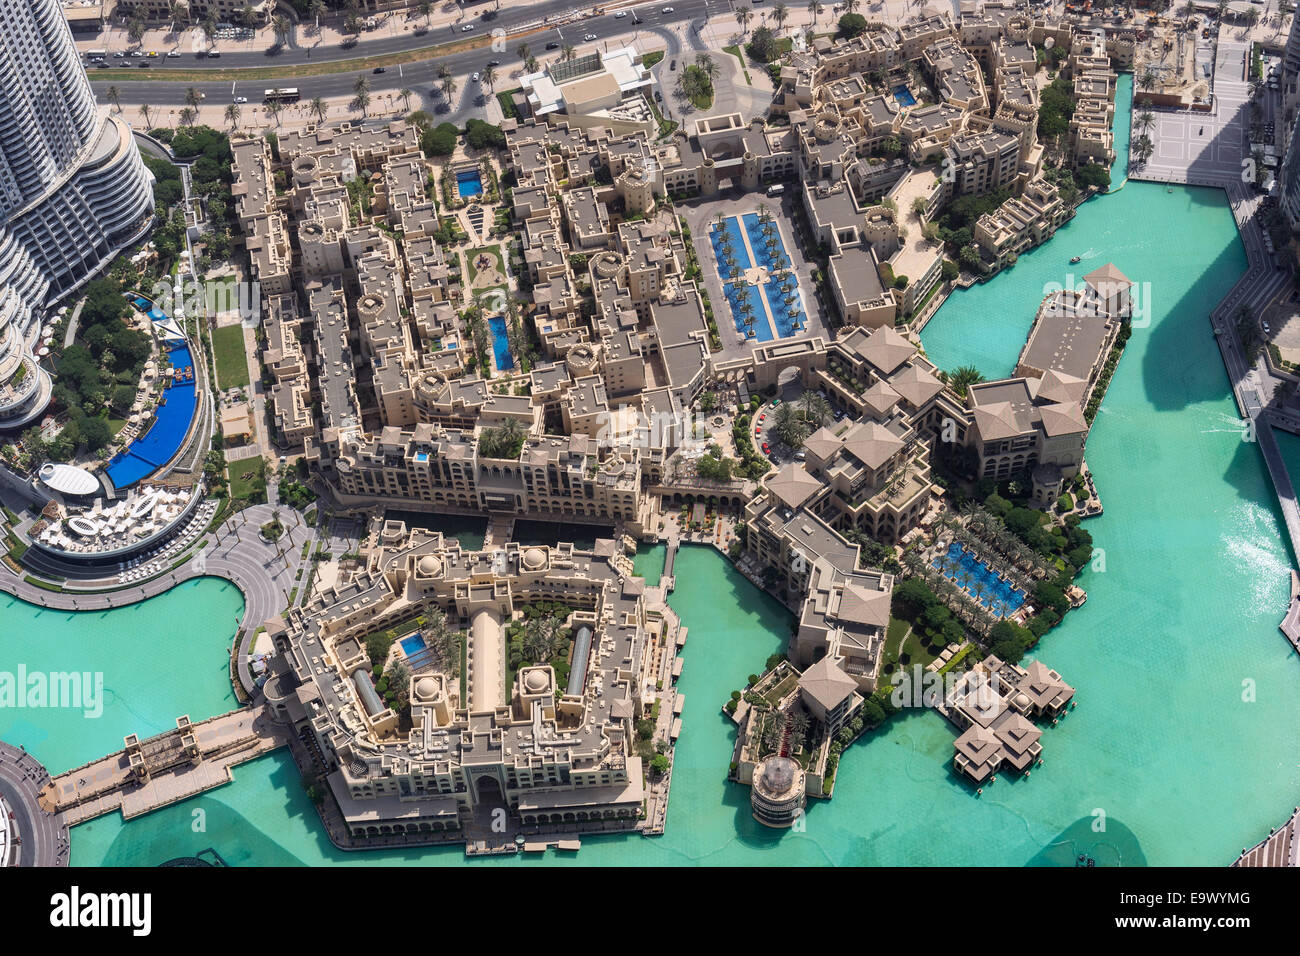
1069,255,1082,264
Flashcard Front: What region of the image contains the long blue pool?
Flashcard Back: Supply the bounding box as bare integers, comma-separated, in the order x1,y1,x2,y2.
710,214,808,341
488,316,514,370
931,541,1026,617
104,342,198,489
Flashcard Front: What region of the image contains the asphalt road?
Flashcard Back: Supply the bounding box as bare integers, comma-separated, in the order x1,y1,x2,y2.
89,0,710,111
0,742,66,867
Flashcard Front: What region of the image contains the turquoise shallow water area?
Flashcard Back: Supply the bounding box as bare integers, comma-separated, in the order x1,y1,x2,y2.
6,73,1300,866
0,578,245,775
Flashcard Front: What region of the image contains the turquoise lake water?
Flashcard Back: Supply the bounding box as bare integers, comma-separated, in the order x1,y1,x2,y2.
4,72,1299,865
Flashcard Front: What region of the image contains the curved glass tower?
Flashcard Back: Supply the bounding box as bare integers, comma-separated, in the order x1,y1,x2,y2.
0,0,155,430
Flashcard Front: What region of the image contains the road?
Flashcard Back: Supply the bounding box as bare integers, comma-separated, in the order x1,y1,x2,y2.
0,742,67,866
89,1,711,113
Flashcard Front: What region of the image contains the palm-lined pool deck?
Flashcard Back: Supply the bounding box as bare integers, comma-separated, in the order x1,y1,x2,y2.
932,542,1026,617
709,213,807,342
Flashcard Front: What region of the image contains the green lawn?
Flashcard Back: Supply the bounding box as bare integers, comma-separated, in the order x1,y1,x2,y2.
642,51,664,68
226,455,266,502
465,245,503,283
723,46,752,85
211,324,250,389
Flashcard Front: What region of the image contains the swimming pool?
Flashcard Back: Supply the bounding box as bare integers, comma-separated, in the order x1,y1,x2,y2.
931,541,1026,617
399,634,427,657
456,168,483,198
104,342,199,489
893,84,917,107
488,315,514,370
709,214,806,341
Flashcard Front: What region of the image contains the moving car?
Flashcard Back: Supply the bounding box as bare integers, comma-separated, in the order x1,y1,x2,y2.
583,33,597,40
234,96,248,103
662,5,675,11
488,59,501,66
462,24,475,31
373,66,386,73
546,41,560,49
471,72,480,82
615,10,627,16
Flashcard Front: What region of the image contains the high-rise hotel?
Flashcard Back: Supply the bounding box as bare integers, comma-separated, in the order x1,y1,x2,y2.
0,0,155,429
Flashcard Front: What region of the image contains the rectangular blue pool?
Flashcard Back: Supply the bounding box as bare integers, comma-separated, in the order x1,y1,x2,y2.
399,634,427,657
456,169,483,198
710,213,812,342
488,315,514,370
931,542,1026,618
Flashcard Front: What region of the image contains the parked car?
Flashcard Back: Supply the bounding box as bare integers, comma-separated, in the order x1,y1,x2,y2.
166,50,181,57
471,72,480,82
762,442,770,454
670,58,676,70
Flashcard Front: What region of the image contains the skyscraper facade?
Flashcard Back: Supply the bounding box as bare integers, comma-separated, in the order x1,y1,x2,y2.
0,0,155,429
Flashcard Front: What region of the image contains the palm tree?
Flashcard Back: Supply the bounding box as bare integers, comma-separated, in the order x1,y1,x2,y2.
170,2,188,35
202,15,218,45
398,87,413,112
482,64,497,93
351,90,371,116
1139,69,1158,92
561,43,576,63
418,0,433,28
844,0,859,12
310,96,327,123
138,103,153,130
946,365,984,399
127,16,146,47
772,2,790,33
525,55,539,73
272,14,290,46
179,106,197,127
106,86,121,112
267,100,283,127
310,0,327,31
808,0,824,25
522,616,561,663
1136,109,1154,132
737,5,754,35
185,86,203,110
441,74,458,102
224,103,241,131
517,42,531,63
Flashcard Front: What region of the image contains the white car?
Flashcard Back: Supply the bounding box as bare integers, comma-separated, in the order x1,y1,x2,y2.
584,33,597,40
615,10,627,16
461,24,475,31
233,96,247,104
662,5,675,11
166,50,181,57
471,72,480,82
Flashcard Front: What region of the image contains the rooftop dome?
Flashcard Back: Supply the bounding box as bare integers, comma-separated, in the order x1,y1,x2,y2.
758,756,799,797
415,677,439,699
524,669,549,693
522,547,546,570
417,554,442,576
1013,692,1031,709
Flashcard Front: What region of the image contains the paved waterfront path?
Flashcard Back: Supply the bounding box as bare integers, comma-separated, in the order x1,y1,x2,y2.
0,503,311,696
0,742,67,866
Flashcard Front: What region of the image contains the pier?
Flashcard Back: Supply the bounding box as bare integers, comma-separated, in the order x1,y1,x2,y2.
39,706,289,826
662,532,678,592
1232,805,1299,867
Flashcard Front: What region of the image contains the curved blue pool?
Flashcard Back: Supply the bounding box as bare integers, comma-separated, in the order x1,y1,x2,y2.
104,342,198,489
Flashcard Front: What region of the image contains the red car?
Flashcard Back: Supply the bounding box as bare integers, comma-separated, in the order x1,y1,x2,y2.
755,426,761,436
762,442,770,454
759,413,766,422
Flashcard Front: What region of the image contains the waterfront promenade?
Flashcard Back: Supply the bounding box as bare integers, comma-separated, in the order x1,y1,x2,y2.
1232,805,1300,866
0,742,68,866
0,503,311,696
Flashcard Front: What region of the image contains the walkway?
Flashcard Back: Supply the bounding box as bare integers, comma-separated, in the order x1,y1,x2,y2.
41,706,290,826
1232,805,1300,866
0,742,67,867
0,503,310,697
